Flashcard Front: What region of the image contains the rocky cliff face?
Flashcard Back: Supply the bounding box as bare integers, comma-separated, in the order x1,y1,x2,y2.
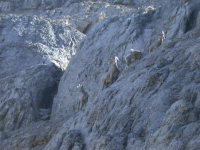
0,0,200,150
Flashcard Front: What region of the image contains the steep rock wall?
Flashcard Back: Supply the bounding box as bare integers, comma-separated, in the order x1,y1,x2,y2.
0,14,84,132
0,0,200,150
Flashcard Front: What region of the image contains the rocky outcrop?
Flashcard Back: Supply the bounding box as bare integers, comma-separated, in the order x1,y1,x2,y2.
0,0,67,12
0,14,84,132
0,0,200,150
51,1,200,149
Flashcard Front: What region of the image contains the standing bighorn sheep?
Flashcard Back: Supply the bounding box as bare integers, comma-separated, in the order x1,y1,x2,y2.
77,84,88,111
101,56,120,89
125,49,142,65
149,31,166,52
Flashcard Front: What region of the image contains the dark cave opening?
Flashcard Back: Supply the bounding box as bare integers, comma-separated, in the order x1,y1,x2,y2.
38,83,58,109
35,81,60,120
34,66,63,120
184,9,198,33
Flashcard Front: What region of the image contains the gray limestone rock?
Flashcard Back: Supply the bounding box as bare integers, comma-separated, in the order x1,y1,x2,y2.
0,0,66,12
1,0,200,150
50,1,200,149
0,14,84,132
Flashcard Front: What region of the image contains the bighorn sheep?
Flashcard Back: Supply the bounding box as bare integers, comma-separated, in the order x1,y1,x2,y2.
125,49,142,65
101,56,120,89
77,84,88,110
149,31,166,52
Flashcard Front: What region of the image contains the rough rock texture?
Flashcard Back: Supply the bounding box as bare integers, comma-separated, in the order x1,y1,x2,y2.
0,0,200,150
0,0,67,12
0,13,84,132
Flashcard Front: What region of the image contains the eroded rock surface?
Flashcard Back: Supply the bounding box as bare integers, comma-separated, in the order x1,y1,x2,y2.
0,13,84,132
0,0,200,150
